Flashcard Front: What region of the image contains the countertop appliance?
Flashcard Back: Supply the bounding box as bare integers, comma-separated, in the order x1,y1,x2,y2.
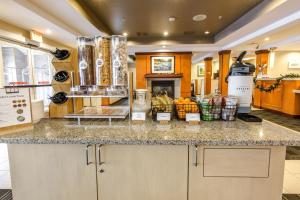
226,51,262,122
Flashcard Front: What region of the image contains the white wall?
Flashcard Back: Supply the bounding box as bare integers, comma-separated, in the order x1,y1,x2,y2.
268,51,300,77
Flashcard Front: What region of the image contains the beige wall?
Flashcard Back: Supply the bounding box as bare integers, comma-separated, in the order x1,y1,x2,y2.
268,51,300,77
191,62,204,95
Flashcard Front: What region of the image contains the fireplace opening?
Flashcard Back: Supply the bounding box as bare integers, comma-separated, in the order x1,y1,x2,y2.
151,80,175,99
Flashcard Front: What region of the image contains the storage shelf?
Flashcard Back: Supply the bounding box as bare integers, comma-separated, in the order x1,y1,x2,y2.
67,94,128,98
65,106,130,121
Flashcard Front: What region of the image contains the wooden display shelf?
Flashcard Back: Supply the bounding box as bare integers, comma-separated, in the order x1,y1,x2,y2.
144,73,183,79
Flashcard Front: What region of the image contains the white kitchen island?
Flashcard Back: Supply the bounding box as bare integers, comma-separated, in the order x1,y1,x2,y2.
1,119,299,200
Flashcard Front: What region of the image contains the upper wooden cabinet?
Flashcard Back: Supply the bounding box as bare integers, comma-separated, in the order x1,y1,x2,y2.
97,145,188,200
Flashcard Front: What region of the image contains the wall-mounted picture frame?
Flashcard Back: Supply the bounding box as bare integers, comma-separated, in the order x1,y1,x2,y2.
151,56,175,73
288,61,300,69
197,64,205,77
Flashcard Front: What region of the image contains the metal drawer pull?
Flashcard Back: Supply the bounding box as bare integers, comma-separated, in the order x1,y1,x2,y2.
98,145,104,166
193,145,198,167
86,145,93,166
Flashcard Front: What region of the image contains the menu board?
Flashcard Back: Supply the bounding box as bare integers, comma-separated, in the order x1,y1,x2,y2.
0,88,32,128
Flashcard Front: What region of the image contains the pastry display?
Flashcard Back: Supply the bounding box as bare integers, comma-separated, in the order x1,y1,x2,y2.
198,94,222,121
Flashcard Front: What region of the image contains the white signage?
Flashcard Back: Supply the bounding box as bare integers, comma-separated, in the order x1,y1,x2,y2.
0,88,32,128
157,113,171,121
186,113,200,122
132,112,146,121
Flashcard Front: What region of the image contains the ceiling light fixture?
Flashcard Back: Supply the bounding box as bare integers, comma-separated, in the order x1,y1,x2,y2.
218,16,223,20
264,37,270,41
162,45,166,48
123,32,128,37
45,29,52,34
192,14,207,22
168,17,176,22
163,31,169,36
204,31,210,35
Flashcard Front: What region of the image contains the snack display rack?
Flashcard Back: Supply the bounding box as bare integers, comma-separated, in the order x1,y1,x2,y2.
64,35,131,124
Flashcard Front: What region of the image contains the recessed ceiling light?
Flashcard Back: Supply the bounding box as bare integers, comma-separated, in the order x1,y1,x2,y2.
192,14,207,22
45,29,52,34
168,17,176,22
123,32,128,37
218,16,223,20
264,37,270,41
204,31,210,35
162,45,166,48
163,31,169,36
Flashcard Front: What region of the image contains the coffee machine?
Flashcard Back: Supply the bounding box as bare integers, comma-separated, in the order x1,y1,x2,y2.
226,51,262,122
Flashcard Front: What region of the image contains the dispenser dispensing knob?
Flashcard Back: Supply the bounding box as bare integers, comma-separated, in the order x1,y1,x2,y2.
99,169,105,173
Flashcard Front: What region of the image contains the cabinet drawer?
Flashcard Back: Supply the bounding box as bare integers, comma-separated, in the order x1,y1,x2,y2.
203,148,270,178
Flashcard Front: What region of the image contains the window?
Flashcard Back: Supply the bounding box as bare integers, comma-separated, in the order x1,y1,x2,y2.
0,41,54,108
1,45,30,85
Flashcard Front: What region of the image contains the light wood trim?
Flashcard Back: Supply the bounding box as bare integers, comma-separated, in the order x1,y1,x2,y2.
204,57,213,95
255,50,269,75
218,50,231,96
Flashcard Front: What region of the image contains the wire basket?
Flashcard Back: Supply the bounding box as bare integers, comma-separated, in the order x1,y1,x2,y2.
151,103,173,120
199,103,222,121
221,105,238,121
175,103,200,120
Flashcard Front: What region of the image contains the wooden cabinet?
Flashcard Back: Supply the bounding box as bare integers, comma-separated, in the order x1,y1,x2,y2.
189,146,286,200
252,80,300,116
96,145,188,200
8,144,98,200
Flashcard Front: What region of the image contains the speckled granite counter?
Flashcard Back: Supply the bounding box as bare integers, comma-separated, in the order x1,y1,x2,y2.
0,119,300,146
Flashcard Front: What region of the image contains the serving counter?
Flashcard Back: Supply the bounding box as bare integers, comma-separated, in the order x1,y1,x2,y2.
1,119,300,200
253,79,300,116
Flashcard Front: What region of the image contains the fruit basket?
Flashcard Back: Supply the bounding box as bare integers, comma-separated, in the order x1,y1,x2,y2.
221,96,238,121
151,94,174,120
174,98,199,120
198,95,222,121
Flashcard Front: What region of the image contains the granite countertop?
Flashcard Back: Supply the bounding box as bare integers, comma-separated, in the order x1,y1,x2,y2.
0,119,300,146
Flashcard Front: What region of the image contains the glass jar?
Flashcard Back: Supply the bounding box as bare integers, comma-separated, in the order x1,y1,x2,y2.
77,36,95,86
110,35,128,86
94,36,111,86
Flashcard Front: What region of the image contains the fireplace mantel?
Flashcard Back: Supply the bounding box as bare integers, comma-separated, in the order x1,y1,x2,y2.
144,73,183,79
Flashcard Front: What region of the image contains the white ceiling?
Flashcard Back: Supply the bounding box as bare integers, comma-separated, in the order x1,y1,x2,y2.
0,0,299,60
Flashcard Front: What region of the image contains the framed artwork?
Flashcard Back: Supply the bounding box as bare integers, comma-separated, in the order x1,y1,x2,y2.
197,64,205,77
151,56,175,73
288,61,300,69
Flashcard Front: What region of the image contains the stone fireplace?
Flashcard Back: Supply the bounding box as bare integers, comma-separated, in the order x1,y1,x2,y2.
135,52,192,98
151,80,175,98
147,78,181,99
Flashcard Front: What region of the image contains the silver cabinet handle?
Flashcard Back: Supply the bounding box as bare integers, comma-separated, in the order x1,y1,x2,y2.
98,145,104,166
86,145,93,166
193,145,198,167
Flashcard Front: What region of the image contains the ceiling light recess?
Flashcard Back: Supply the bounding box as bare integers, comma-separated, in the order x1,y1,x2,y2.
264,37,270,41
168,17,176,22
204,31,210,35
193,14,207,22
163,31,169,36
123,32,128,37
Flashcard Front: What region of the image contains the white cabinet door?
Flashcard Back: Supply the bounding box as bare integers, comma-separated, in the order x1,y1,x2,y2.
8,144,98,200
97,145,188,200
189,146,286,200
